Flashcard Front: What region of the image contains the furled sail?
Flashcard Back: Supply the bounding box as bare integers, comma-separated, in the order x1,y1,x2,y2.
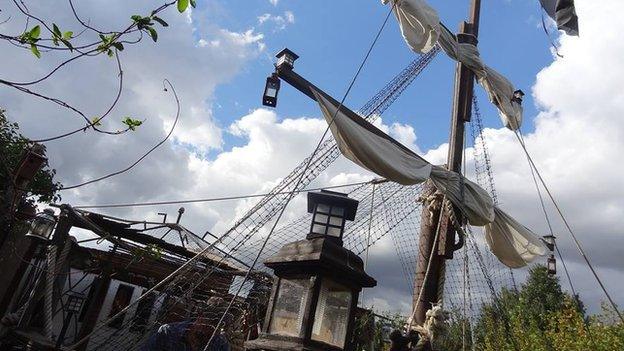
382,0,440,54
312,87,547,267
438,28,523,130
539,0,579,36
383,0,523,131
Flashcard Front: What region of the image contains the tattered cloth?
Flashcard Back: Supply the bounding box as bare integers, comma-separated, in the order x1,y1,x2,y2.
383,0,523,131
539,0,579,36
312,87,547,268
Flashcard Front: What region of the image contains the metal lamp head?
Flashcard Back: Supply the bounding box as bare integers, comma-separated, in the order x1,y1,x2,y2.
307,190,359,245
275,48,299,69
262,73,281,107
26,208,57,242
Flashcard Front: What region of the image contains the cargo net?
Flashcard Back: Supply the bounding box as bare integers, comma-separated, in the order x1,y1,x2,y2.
68,180,425,351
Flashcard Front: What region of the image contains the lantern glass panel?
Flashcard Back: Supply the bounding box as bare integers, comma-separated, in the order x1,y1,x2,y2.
28,211,56,240
314,213,328,223
327,226,342,237
265,87,278,98
329,216,343,227
312,224,327,235
317,204,330,214
330,207,344,216
311,279,352,347
269,278,311,337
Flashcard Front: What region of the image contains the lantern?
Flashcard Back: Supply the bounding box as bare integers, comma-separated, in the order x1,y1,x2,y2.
512,89,525,104
263,73,281,107
25,208,57,242
275,48,299,70
547,254,557,276
542,234,556,251
307,190,358,246
245,191,376,351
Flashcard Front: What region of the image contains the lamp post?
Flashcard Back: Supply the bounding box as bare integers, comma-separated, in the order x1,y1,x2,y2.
245,190,376,351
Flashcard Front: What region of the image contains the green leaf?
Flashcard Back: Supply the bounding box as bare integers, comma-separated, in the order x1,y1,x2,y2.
152,16,169,27
107,49,114,57
61,39,74,51
177,0,189,13
131,15,142,22
29,25,41,39
122,117,143,131
147,27,158,42
112,42,124,51
52,23,62,37
91,116,103,126
63,31,73,40
190,0,196,8
30,44,41,58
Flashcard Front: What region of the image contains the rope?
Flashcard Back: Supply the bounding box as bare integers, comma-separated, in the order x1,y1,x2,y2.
513,130,624,323
202,4,398,349
407,194,445,330
72,180,375,209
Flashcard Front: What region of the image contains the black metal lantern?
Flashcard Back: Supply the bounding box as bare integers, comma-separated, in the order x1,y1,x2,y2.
25,208,57,242
307,190,358,246
542,234,556,251
263,73,281,107
245,191,376,351
275,48,299,70
512,89,525,104
547,254,557,276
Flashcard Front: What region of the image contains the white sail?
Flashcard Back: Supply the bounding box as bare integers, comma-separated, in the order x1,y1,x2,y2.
385,0,524,130
383,0,440,54
312,87,547,267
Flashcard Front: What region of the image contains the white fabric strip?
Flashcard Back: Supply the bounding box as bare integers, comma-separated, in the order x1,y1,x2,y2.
312,87,544,267
485,207,549,268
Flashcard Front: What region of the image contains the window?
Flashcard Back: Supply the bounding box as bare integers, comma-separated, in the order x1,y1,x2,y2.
269,279,311,337
311,204,345,238
130,290,156,333
107,284,135,329
311,279,352,347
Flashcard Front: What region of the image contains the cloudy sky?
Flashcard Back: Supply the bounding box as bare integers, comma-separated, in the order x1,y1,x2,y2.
1,0,622,315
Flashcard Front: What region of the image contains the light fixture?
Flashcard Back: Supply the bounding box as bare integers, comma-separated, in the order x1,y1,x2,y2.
542,234,556,251
275,48,299,70
245,191,375,351
307,190,359,246
262,73,281,107
512,89,525,104
66,292,85,314
547,254,557,276
25,208,57,242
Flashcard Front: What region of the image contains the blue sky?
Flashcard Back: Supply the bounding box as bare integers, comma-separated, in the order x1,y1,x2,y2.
201,0,554,153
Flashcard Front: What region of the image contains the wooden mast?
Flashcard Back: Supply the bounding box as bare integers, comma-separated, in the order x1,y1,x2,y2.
413,0,482,325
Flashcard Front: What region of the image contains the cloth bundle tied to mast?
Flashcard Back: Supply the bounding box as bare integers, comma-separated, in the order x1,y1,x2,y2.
311,87,547,268
383,0,524,131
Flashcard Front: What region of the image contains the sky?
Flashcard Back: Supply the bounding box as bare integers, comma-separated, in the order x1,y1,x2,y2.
1,0,623,316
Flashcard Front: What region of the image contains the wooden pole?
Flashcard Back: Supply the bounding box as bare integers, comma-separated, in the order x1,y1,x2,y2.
413,0,482,326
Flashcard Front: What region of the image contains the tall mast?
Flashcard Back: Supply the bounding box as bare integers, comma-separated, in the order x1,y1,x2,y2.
413,0,482,325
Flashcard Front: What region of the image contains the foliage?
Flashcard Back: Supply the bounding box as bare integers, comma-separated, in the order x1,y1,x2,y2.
0,109,62,205
443,265,624,351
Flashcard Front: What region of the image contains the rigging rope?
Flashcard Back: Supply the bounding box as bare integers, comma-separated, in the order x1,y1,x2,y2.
513,130,624,323
202,4,398,348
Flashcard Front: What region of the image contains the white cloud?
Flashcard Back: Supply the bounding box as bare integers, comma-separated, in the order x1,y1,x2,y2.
269,0,279,6
257,11,295,31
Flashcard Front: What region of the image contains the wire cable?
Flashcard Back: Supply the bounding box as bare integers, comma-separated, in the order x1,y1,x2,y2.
72,180,377,209
513,130,624,323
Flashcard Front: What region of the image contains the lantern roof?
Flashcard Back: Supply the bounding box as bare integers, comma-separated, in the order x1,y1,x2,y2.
307,190,359,221
275,47,299,60
264,237,376,288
